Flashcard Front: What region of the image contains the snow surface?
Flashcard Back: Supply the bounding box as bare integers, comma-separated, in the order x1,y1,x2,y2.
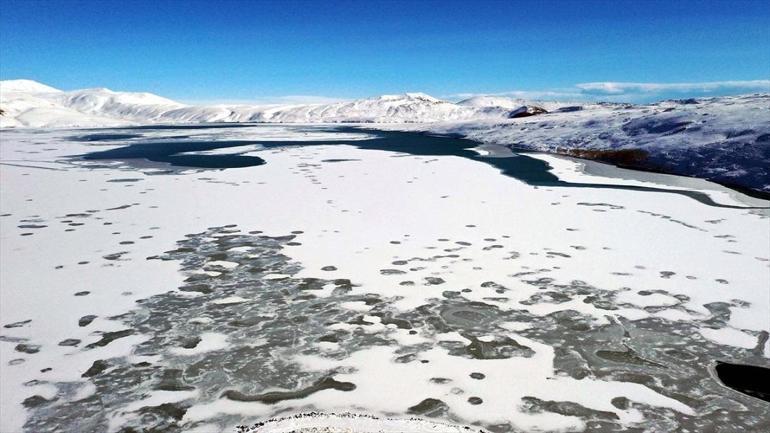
0,79,62,93
1,125,768,433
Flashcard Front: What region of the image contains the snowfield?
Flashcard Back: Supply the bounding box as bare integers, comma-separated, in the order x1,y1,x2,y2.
0,123,768,433
2,79,768,194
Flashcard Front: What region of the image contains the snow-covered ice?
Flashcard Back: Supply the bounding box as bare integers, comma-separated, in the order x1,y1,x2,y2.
0,123,768,433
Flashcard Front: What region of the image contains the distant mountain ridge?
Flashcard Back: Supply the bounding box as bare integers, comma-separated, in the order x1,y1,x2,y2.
0,79,559,127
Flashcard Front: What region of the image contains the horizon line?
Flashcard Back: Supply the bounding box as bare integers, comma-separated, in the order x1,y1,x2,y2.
2,78,769,105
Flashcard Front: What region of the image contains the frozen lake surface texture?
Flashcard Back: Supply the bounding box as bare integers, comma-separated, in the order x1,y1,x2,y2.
1,124,768,433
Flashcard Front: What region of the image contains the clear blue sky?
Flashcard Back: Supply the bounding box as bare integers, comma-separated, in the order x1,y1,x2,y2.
1,0,769,102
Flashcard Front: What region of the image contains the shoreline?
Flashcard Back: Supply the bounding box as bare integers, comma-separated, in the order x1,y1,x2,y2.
554,152,770,207
411,128,770,203
2,120,768,201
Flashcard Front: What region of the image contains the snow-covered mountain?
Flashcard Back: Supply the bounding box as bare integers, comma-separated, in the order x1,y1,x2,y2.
458,95,523,109
1,80,768,195
59,87,184,120
258,93,477,123
0,81,516,127
0,80,595,127
0,79,61,93
0,80,185,128
457,95,572,112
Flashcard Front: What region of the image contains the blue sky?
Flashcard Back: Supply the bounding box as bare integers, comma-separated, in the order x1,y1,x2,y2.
1,0,769,103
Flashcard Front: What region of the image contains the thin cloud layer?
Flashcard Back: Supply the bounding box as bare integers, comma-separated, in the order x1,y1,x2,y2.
448,89,585,102
183,80,769,106
577,80,770,96
447,80,770,103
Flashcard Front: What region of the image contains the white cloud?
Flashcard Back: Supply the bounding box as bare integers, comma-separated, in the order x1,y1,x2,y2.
446,89,585,102
576,80,770,96
444,79,770,103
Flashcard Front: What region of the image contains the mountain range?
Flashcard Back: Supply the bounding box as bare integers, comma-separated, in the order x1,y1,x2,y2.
0,79,564,127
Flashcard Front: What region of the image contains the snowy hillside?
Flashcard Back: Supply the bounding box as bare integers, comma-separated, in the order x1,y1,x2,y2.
423,94,770,195
1,79,768,194
458,95,573,112
0,79,61,93
157,92,494,124
1,80,94,128
262,93,480,123
59,87,184,121
0,80,178,128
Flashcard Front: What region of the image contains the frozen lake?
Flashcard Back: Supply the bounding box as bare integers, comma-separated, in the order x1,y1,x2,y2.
1,124,768,432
